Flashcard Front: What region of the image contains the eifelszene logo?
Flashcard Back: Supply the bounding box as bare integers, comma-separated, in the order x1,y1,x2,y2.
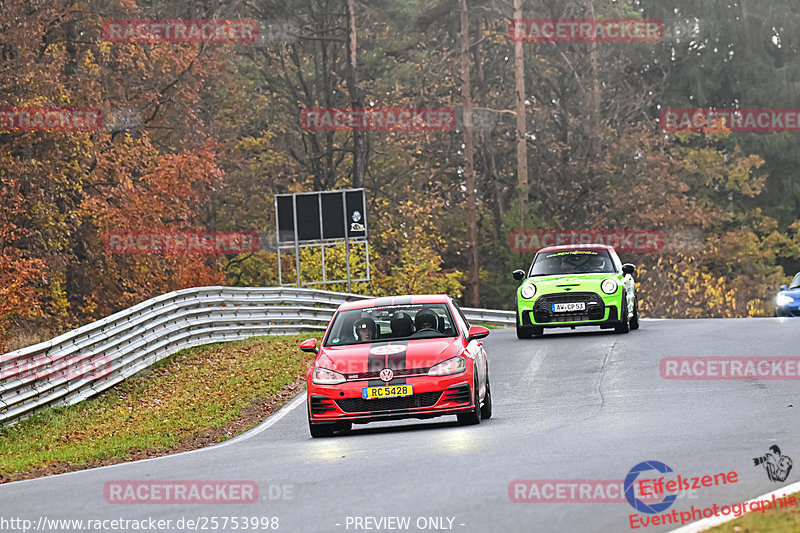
624,461,678,514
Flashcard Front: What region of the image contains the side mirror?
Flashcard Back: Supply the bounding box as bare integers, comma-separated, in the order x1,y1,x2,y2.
467,325,490,341
781,285,788,291
622,263,636,275
300,338,318,354
513,269,526,281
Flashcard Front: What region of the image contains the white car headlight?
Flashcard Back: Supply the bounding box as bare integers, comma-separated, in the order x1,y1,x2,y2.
601,278,618,294
776,294,794,306
312,367,346,385
428,356,467,376
521,283,536,299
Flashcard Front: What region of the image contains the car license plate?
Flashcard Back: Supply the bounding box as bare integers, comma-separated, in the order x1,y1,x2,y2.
552,302,586,312
362,384,413,400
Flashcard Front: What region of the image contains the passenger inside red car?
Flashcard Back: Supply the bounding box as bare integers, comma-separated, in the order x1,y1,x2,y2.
354,317,377,341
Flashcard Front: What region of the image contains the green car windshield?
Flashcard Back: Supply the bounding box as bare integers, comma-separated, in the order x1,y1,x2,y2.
529,250,616,276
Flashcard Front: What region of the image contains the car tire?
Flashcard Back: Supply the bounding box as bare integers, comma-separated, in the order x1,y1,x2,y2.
457,374,482,425
629,298,640,330
480,374,492,419
614,291,630,334
308,404,335,438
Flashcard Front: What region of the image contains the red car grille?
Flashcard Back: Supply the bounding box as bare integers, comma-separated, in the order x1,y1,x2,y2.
335,391,442,413
345,367,431,380
441,383,471,403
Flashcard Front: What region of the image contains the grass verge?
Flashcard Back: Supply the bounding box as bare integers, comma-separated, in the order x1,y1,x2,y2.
704,495,800,532
0,334,314,482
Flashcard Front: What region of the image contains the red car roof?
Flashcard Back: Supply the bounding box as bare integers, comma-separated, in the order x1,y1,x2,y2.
536,243,616,254
337,294,451,311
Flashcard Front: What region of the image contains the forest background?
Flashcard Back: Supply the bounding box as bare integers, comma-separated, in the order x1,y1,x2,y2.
3,0,800,351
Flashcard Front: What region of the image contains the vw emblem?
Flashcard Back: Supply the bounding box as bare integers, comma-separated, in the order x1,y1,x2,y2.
379,368,394,382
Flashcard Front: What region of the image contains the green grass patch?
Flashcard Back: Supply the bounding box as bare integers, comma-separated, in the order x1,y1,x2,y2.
703,493,800,532
0,334,314,476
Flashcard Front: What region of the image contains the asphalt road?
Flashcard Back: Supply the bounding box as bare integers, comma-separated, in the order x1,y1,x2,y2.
3,318,800,533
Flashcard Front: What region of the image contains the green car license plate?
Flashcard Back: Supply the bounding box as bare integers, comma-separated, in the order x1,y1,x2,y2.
552,302,586,312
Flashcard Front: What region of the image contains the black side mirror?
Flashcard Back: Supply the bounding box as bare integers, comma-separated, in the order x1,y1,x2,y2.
781,285,788,291
622,263,636,275
513,269,526,281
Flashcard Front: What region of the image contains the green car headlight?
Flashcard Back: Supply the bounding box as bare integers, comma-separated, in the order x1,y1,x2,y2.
601,278,618,294
521,282,537,299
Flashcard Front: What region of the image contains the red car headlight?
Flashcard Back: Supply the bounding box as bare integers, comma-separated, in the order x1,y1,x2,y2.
428,356,467,376
312,367,346,385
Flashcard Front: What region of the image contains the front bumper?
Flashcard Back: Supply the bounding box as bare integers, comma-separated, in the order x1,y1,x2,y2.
517,290,622,327
775,303,800,317
308,373,474,423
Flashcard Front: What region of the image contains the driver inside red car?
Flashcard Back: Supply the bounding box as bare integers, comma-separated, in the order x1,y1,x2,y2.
414,308,439,332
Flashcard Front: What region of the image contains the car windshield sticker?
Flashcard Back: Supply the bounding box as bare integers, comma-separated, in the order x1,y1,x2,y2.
332,338,340,343
546,250,599,258
369,345,406,355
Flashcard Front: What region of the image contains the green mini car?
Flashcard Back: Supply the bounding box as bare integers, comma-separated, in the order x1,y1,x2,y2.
512,244,639,338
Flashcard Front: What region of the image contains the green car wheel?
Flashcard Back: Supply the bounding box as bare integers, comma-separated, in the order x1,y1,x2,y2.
630,299,640,330
614,291,630,334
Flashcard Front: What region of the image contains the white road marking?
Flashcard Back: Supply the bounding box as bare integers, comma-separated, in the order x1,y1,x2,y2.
5,392,307,486
215,392,306,448
667,479,800,533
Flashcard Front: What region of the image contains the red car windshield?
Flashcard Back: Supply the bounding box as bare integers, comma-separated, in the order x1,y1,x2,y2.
324,303,458,347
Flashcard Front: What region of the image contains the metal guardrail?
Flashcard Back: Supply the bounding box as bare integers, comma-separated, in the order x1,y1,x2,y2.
0,287,513,425
461,306,516,326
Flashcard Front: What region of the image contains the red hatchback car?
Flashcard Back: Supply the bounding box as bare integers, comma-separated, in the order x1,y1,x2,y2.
302,295,492,437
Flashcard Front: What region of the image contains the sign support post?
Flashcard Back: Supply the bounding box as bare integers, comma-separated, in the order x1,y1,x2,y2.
341,192,352,292
292,194,301,287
